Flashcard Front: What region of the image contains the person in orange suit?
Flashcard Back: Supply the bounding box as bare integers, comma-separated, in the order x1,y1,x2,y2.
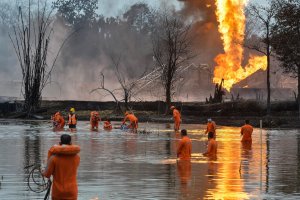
52,112,65,130
177,129,192,160
170,106,181,131
90,111,101,130
122,111,138,132
103,118,112,130
241,120,253,143
68,108,78,129
43,134,80,200
203,132,218,158
205,118,216,138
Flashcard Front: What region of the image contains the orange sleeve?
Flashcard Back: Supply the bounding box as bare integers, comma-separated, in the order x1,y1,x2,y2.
43,156,55,178
241,126,244,135
47,146,55,160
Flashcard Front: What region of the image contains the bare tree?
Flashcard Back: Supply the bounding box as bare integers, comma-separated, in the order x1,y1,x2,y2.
152,11,194,111
90,72,123,113
9,0,75,115
245,0,277,116
109,54,139,110
90,53,145,112
9,1,55,115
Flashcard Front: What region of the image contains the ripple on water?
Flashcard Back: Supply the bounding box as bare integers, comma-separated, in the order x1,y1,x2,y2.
0,120,300,199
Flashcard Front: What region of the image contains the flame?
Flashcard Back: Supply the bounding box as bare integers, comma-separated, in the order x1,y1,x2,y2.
213,0,267,91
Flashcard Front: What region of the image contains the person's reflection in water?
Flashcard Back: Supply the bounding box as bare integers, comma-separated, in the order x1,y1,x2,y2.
23,131,41,182
176,129,192,197
177,160,192,195
207,161,218,183
240,120,253,179
240,140,253,180
69,127,77,133
242,141,252,151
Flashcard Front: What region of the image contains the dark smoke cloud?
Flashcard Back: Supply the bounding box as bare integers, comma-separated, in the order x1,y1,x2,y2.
0,1,221,101
177,0,223,66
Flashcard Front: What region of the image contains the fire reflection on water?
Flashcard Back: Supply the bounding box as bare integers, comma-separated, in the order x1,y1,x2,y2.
179,126,268,199
0,121,297,200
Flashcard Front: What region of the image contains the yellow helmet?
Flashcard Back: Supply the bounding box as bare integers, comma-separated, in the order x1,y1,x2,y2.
170,106,175,110
70,108,75,113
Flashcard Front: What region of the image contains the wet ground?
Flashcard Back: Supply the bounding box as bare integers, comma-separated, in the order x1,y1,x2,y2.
0,120,300,199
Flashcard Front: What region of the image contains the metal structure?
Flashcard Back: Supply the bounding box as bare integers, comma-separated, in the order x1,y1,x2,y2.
131,63,210,95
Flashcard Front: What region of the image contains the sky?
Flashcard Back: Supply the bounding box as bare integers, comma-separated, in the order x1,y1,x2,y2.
98,0,181,17
98,0,267,17
1,0,267,17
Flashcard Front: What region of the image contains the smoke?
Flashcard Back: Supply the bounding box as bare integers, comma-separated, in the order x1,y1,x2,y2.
43,12,154,101
0,1,295,102
0,24,22,98
0,0,226,102
177,0,223,65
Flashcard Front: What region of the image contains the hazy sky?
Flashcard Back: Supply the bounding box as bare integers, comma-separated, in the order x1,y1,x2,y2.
98,0,267,17
2,0,267,17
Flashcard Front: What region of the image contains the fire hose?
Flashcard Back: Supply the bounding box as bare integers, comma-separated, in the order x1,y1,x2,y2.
24,164,52,200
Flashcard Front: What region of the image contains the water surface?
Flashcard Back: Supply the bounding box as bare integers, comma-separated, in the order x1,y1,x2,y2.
0,120,299,199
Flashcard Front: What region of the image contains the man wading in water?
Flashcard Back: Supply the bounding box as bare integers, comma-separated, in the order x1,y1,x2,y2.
68,108,78,129
177,129,192,160
43,134,80,200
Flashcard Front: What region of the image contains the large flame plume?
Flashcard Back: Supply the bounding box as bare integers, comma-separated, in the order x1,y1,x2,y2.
213,0,267,91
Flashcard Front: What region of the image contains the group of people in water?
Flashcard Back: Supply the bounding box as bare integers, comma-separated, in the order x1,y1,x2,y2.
175,111,253,160
51,105,253,159
45,105,253,199
51,108,137,131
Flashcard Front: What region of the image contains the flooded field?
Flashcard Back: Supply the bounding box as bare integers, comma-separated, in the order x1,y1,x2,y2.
0,120,300,199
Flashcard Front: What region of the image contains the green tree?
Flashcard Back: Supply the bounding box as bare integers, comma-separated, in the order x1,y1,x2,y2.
272,0,300,118
52,0,98,27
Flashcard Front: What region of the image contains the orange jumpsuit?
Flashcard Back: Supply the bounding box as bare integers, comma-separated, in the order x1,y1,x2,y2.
52,112,65,129
123,114,138,129
173,109,181,131
177,136,192,160
103,121,112,130
204,138,217,157
68,114,77,128
90,111,100,130
205,122,216,135
43,145,80,200
241,124,253,142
